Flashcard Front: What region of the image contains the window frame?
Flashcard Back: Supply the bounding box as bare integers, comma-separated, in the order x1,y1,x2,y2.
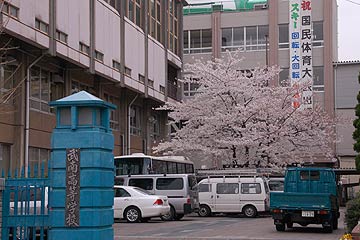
130,105,142,136
241,183,262,194
184,29,212,54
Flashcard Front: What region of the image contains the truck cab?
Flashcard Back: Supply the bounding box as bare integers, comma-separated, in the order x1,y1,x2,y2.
270,167,339,233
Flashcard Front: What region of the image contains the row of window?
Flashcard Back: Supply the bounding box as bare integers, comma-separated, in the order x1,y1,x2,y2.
127,178,184,191
279,66,324,92
184,22,324,54
199,183,262,195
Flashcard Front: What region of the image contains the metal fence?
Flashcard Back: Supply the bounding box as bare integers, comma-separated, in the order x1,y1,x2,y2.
1,165,50,240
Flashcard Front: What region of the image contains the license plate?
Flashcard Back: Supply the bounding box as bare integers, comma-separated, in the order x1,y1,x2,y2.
301,211,314,217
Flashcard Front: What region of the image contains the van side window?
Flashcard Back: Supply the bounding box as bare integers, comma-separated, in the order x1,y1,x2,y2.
199,184,211,192
156,178,184,190
241,183,261,194
128,178,153,190
115,188,131,197
216,183,239,194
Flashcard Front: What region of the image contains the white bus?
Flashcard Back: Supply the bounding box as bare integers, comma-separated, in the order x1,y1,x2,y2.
114,153,198,221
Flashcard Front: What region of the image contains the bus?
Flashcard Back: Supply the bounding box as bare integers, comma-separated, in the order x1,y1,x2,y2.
114,153,199,221
114,153,195,176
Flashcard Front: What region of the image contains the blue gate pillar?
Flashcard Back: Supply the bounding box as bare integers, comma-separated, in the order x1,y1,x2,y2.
48,91,116,240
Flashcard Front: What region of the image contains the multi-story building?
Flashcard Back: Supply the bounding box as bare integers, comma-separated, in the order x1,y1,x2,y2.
334,60,360,197
0,0,187,173
183,0,338,168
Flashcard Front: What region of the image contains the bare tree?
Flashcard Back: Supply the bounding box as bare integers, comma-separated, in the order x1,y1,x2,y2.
0,0,22,114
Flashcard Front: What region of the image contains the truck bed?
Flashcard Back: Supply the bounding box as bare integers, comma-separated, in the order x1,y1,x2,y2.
270,192,337,211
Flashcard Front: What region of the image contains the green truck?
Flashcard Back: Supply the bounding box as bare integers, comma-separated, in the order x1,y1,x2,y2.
270,167,339,233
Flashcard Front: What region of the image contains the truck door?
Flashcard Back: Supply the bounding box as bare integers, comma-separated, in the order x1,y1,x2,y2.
199,183,214,209
240,182,264,212
215,183,240,212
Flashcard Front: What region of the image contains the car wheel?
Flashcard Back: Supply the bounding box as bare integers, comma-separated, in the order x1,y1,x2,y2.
161,206,175,221
333,216,338,230
243,205,257,218
124,206,141,223
276,224,286,232
198,205,211,217
323,219,333,233
174,214,184,220
286,222,293,228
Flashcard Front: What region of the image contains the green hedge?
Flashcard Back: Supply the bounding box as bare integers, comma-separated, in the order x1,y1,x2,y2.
345,192,360,232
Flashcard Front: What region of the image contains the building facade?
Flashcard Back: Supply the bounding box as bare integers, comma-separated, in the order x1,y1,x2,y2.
334,61,360,197
0,0,187,174
183,0,338,168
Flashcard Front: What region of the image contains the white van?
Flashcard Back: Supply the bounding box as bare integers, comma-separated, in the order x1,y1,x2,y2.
115,174,199,221
197,176,269,218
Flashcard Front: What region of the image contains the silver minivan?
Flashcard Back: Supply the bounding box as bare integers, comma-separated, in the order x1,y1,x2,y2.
116,174,199,220
197,176,269,218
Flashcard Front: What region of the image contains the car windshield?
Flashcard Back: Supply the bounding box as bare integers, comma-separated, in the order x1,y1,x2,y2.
132,187,152,195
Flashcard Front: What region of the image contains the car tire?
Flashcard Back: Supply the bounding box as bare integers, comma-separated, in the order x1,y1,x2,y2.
198,205,211,217
124,206,141,223
243,205,257,218
276,224,286,232
174,214,184,220
323,219,333,233
161,206,175,221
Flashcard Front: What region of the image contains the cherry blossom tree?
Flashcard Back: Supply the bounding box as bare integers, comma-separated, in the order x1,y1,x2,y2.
155,51,336,168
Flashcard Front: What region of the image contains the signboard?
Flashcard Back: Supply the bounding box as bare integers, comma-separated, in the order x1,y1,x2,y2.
289,0,313,109
65,148,80,227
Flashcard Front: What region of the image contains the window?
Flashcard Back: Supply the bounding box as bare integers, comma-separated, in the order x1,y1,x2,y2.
268,180,284,192
79,42,90,55
184,29,212,54
130,105,142,135
128,178,154,190
71,80,94,95
2,2,19,18
313,21,324,46
125,66,132,77
167,64,179,100
148,79,154,88
183,79,200,97
138,74,145,83
0,64,16,103
199,184,211,193
216,183,239,194
95,50,104,62
313,66,324,92
279,68,290,87
56,30,68,43
278,24,289,49
35,19,49,34
150,114,160,140
185,164,194,173
30,67,64,113
278,22,323,49
127,0,142,27
156,178,184,190
168,0,179,54
115,188,131,197
241,183,261,194
103,0,120,11
29,147,50,175
104,93,120,130
159,85,165,94
221,25,268,52
112,60,121,71
300,170,320,181
151,160,167,174
167,162,177,174
148,0,161,42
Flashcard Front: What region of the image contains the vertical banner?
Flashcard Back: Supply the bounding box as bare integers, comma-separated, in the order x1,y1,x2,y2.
300,0,313,109
65,148,81,227
289,0,313,109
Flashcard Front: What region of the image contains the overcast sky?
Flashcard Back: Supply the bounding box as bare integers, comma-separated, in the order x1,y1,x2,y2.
186,0,360,61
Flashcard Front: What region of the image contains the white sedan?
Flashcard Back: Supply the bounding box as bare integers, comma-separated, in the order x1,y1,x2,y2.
114,185,170,223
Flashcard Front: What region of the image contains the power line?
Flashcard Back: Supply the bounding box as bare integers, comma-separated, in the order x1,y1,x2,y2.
343,0,360,6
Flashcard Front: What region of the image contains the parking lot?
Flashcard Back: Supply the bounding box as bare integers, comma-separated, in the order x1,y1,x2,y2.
114,209,346,240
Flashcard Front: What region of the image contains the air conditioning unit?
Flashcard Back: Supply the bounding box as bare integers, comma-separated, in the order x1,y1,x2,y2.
254,3,268,11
